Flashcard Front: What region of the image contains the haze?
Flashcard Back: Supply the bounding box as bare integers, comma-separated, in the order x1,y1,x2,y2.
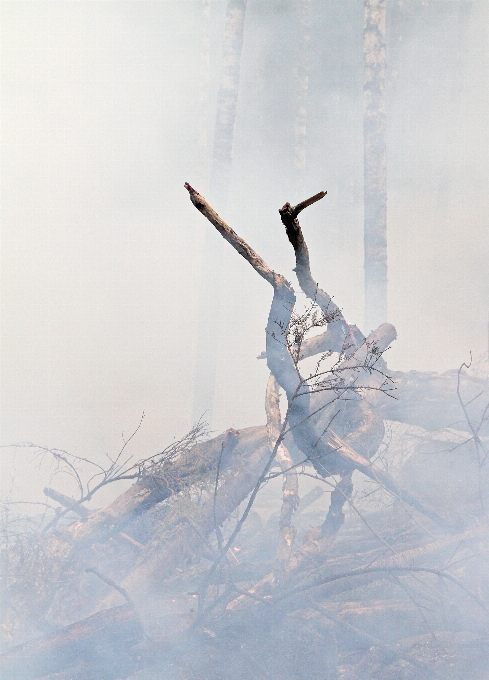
2,0,488,506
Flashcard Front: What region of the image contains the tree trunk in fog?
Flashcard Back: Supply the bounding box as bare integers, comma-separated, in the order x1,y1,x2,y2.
363,0,387,332
210,0,247,203
196,0,211,188
193,0,247,426
292,0,311,199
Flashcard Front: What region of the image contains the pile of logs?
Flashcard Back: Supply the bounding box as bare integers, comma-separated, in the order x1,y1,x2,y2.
1,188,488,679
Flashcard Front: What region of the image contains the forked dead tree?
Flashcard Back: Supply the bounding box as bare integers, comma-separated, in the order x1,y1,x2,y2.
185,183,450,530
1,186,489,680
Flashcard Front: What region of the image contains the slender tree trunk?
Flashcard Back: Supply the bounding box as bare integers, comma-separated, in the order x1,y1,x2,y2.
292,0,311,199
197,0,211,188
363,0,387,332
192,0,247,426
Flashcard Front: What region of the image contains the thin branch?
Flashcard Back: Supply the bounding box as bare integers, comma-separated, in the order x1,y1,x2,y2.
275,565,489,615
197,384,301,617
85,567,134,608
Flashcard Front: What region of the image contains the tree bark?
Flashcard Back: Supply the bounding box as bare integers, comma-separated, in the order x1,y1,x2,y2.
105,426,270,601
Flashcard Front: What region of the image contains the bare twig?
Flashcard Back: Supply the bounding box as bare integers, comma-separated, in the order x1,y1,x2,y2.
85,567,134,608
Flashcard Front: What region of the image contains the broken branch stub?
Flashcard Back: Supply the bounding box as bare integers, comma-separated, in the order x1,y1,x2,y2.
279,192,355,352
185,182,284,290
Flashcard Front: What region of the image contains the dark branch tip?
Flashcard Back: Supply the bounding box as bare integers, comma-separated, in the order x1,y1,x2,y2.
279,202,293,216
279,192,327,224
293,190,327,217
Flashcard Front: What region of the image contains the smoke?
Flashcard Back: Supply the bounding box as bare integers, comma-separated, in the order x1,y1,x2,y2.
2,0,488,504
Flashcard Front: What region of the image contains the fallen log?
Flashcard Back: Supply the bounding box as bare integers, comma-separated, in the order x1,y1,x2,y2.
342,630,489,680
4,426,266,630
43,488,144,550
291,602,438,674
0,605,143,680
379,368,489,433
104,428,270,603
61,426,244,549
223,523,489,621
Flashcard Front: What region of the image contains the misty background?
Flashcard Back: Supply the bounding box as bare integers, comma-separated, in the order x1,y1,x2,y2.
2,0,489,506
